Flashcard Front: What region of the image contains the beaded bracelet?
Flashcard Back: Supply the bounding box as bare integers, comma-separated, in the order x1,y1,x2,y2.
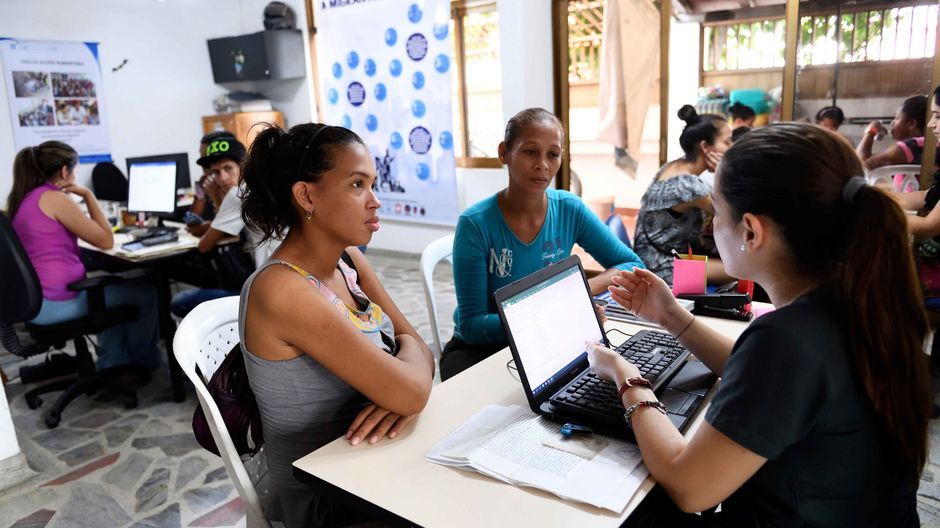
623,400,667,426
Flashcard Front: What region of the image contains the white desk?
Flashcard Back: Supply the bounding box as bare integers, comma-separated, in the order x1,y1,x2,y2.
293,315,756,527
78,222,200,263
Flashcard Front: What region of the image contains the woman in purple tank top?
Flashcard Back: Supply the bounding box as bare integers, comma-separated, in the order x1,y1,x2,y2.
6,141,160,371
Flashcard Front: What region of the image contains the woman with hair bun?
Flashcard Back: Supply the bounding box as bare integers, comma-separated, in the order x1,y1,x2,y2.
633,105,732,285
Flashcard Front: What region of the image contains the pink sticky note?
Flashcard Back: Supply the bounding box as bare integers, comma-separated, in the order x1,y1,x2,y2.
671,256,707,296
752,305,776,318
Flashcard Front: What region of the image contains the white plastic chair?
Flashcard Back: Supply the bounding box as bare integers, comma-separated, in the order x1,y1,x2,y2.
420,234,455,358
173,296,271,528
867,164,921,192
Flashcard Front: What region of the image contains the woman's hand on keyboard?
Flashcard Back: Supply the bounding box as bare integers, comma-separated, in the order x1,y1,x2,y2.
346,403,417,446
587,342,639,384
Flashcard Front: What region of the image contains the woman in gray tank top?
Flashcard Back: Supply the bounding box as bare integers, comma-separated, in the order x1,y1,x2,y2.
238,123,436,528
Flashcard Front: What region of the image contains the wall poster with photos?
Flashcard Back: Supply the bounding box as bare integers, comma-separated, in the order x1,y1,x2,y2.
0,38,111,162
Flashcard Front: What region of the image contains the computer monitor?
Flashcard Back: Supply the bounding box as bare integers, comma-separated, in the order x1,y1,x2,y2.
125,153,191,190
127,160,177,214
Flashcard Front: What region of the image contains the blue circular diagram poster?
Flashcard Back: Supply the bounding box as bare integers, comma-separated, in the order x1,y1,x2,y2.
315,0,458,225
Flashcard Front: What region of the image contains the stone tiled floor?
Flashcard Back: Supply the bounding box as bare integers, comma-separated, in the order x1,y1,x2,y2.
0,250,454,528
1,250,939,527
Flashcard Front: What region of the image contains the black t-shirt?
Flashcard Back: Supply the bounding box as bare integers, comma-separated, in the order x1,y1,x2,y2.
705,288,919,527
924,170,940,212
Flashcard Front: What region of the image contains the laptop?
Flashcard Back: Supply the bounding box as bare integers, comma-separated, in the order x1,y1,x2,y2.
494,256,717,439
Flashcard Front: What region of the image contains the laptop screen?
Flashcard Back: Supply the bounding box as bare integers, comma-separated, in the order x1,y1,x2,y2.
499,263,604,396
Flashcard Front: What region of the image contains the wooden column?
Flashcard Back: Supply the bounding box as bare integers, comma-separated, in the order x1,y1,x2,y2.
781,0,800,121
923,6,940,187
552,0,571,191
659,0,671,166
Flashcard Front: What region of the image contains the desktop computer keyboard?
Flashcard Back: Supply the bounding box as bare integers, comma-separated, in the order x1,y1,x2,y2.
117,225,179,239
613,330,689,389
139,232,179,246
552,330,690,416
120,229,179,250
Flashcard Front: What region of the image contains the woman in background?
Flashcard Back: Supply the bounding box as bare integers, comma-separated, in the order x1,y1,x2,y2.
445,108,644,381
633,105,732,286
6,141,160,371
815,105,845,131
856,94,928,171
727,102,755,142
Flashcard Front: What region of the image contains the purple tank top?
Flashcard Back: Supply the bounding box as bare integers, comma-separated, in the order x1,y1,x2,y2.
12,182,86,301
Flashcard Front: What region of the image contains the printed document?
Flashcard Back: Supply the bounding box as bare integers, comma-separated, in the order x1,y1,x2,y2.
426,404,648,512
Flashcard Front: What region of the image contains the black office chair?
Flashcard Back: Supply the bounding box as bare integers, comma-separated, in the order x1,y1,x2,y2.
0,212,141,428
91,162,128,202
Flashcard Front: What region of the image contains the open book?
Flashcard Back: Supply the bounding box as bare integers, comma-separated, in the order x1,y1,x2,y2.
426,404,649,513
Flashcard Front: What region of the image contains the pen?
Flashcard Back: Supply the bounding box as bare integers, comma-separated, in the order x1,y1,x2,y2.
560,423,593,437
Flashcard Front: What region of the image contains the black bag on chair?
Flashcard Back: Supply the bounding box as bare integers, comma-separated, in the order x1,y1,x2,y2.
193,343,264,457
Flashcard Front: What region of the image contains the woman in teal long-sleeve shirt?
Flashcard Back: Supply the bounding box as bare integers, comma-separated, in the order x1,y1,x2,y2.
441,108,645,381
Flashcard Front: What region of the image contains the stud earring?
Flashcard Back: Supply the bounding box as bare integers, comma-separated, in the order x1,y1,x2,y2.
740,244,746,252
304,209,313,220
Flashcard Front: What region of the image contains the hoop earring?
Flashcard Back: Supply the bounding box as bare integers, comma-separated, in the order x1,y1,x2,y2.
304,210,313,220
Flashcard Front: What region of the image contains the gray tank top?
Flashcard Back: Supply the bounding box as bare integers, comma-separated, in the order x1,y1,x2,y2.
238,257,396,496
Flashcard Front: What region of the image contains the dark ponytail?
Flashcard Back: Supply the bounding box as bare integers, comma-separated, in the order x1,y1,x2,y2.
240,122,366,243
842,181,930,470
718,123,930,473
676,104,726,162
6,141,78,218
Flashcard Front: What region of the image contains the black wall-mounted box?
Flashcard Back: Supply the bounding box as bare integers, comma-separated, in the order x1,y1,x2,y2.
207,29,305,83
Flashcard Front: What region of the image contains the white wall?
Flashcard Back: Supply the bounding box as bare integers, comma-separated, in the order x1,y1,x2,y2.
497,0,555,116
667,20,701,161
0,378,19,461
0,0,318,202
0,0,247,198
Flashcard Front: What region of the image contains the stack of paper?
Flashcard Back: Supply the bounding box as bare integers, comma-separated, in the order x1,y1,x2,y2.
426,404,649,512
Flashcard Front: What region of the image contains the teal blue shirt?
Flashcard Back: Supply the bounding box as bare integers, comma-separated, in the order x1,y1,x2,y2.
453,189,645,345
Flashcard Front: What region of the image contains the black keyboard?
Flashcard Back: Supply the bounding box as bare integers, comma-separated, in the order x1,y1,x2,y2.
119,225,179,239
613,330,689,389
551,330,690,417
120,229,179,250
139,232,179,246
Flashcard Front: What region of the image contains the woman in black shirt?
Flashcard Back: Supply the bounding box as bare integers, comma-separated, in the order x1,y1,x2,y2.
591,123,930,526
